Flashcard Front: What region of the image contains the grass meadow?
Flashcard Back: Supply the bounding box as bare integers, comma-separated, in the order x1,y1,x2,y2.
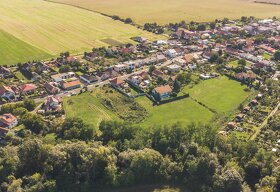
63,76,253,128
63,92,119,128
183,76,253,114
135,96,214,127
52,0,280,25
0,0,162,65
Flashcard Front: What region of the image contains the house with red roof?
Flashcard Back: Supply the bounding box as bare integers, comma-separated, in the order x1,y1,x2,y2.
62,79,81,90
152,85,172,100
18,84,37,95
0,113,18,129
109,78,125,88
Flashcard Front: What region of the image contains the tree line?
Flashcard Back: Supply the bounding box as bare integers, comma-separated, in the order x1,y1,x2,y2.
0,117,279,192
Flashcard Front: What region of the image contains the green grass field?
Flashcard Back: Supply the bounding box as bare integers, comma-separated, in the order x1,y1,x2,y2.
136,96,214,127
52,0,280,24
63,92,119,128
0,0,162,65
0,30,51,66
63,77,253,128
183,76,253,114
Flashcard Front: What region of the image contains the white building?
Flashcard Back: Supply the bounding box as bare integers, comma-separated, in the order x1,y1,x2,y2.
167,64,181,72
165,49,177,58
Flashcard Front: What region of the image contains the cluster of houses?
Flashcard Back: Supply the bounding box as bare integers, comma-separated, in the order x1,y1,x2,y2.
0,17,279,140
0,84,37,100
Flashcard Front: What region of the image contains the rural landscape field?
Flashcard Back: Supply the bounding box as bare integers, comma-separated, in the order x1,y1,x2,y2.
0,0,280,192
0,0,161,65
51,0,280,24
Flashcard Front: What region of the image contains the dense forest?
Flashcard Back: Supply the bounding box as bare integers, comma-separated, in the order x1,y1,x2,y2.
0,114,280,192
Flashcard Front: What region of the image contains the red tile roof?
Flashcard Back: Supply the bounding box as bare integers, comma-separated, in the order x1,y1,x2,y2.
109,78,124,86
63,80,81,89
154,85,172,94
0,113,17,124
19,84,37,92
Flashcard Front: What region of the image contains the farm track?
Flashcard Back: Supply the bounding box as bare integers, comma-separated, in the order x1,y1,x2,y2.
88,103,111,120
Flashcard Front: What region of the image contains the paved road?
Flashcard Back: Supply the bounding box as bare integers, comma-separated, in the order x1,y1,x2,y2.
250,102,280,140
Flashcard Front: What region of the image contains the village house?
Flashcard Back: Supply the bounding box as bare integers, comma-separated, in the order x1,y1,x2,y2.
236,113,245,122
0,86,15,100
165,49,177,58
173,58,186,66
44,82,60,95
40,96,62,113
259,44,276,54
51,72,75,82
61,79,81,90
0,113,18,129
109,78,125,88
18,84,37,95
235,72,256,81
133,36,147,43
175,29,198,40
35,62,50,74
128,71,150,88
184,54,194,63
227,122,237,129
152,69,164,78
114,64,127,72
152,85,172,100
156,54,167,63
80,74,98,84
167,64,181,73
0,67,12,78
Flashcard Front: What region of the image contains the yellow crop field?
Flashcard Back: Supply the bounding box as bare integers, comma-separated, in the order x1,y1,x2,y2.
51,0,280,25
0,0,162,62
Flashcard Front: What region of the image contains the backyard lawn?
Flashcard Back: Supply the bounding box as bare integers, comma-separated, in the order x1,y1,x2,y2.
227,60,239,68
183,76,254,114
63,92,119,128
262,53,272,60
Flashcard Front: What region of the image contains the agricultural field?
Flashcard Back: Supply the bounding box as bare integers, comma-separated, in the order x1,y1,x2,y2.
51,0,280,24
63,92,119,128
0,0,162,65
183,76,254,114
0,30,51,66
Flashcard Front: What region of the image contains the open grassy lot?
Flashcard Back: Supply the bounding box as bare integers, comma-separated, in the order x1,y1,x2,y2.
262,53,272,60
63,92,119,128
51,0,280,24
0,30,51,66
183,76,254,114
0,0,162,65
136,96,214,127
